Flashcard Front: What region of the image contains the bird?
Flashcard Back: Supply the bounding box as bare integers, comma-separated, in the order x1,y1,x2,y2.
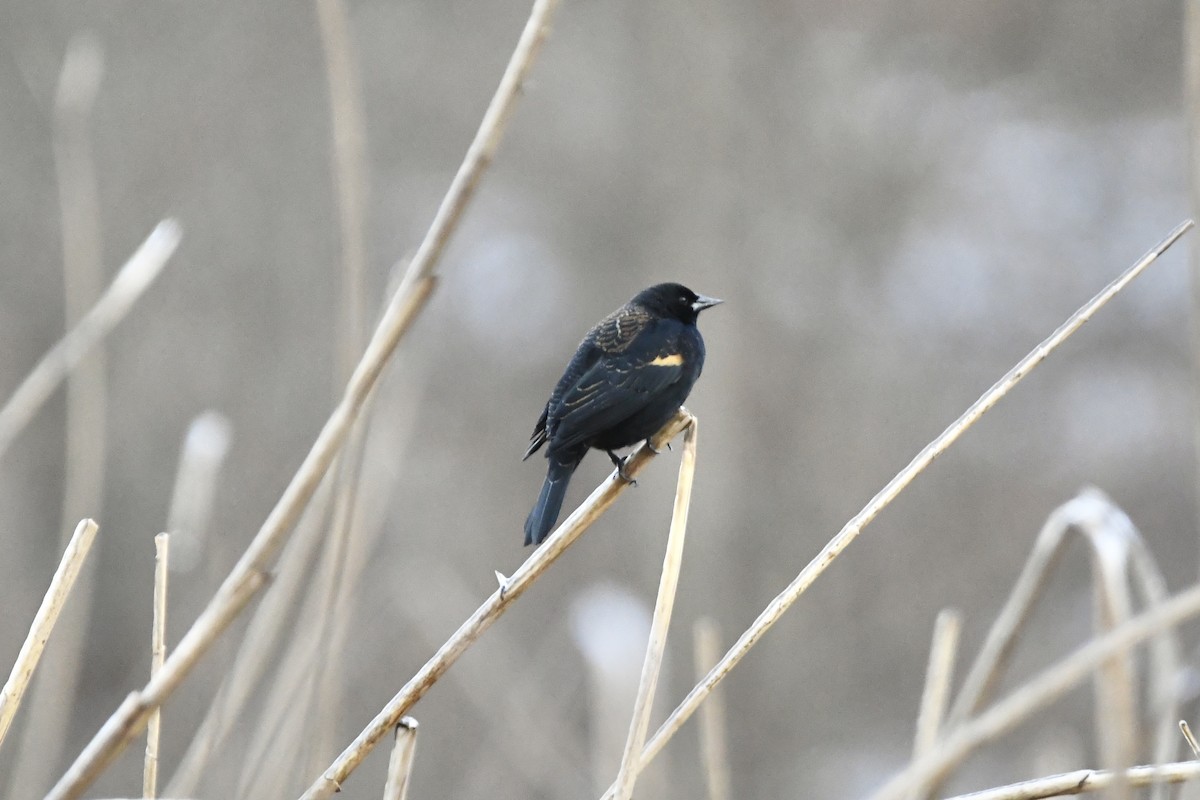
522,282,722,546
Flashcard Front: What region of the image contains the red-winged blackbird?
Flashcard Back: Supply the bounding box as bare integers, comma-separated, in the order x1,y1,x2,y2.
523,282,722,546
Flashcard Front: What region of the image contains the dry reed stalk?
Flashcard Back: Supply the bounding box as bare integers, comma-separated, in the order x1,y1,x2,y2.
692,618,731,800
7,37,108,798
596,221,1195,800
909,608,960,800
165,412,233,574
1184,721,1200,758
0,220,180,462
0,520,99,750
382,718,419,800
866,583,1200,800
143,534,169,798
54,34,107,541
943,761,1200,800
297,409,692,800
613,420,699,800
315,0,368,382
1123,529,1182,797
1083,506,1136,800
47,0,559,790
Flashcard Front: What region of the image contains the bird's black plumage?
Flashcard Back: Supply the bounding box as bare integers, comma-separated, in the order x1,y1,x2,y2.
523,282,722,545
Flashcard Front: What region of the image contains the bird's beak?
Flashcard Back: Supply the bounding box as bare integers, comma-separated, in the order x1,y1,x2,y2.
691,294,724,312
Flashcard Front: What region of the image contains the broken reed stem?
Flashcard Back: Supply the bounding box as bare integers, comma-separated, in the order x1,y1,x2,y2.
596,220,1196,800
0,220,181,462
143,534,169,798
0,519,99,750
382,718,419,800
613,420,699,800
910,608,961,800
867,583,1200,800
944,761,1200,800
1184,721,1200,758
298,410,692,800
46,0,560,793
692,618,731,800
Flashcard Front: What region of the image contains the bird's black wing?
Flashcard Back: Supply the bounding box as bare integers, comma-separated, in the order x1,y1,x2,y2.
550,321,686,452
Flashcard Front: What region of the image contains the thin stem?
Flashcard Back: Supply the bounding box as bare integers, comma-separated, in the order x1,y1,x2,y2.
314,0,368,383
613,420,699,799
143,534,169,798
597,221,1195,800
382,718,419,800
910,609,961,800
1183,721,1200,758
0,220,181,462
943,761,1200,800
693,618,731,800
0,520,100,750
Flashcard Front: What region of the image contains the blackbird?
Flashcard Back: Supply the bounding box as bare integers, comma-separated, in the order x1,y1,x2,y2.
523,282,722,545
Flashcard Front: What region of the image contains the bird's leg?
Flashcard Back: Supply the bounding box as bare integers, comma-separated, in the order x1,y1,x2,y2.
607,449,637,485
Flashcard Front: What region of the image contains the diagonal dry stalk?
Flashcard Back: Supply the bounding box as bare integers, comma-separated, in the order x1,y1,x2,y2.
297,409,693,800
866,583,1200,800
46,0,560,795
613,419,699,800
595,221,1195,800
0,220,181,462
943,761,1200,800
693,618,731,800
382,718,419,800
0,519,99,750
910,608,961,800
143,533,169,798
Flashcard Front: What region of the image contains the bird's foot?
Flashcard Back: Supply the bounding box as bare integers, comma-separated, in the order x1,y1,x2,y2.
607,450,637,485
645,438,671,455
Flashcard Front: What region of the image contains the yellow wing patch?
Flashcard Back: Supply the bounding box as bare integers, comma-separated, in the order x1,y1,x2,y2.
649,353,684,367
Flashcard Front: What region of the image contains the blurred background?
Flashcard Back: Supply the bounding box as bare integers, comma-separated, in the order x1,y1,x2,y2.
0,0,1196,797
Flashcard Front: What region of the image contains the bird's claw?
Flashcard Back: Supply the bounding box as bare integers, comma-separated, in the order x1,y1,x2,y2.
646,438,667,455
607,450,638,485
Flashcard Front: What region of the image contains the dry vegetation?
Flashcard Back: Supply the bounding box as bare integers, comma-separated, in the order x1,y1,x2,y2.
3,0,1200,798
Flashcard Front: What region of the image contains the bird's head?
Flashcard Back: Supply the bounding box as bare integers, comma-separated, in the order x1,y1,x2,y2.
634,283,723,324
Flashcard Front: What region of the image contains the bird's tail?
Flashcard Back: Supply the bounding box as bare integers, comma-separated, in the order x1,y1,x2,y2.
524,455,579,546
